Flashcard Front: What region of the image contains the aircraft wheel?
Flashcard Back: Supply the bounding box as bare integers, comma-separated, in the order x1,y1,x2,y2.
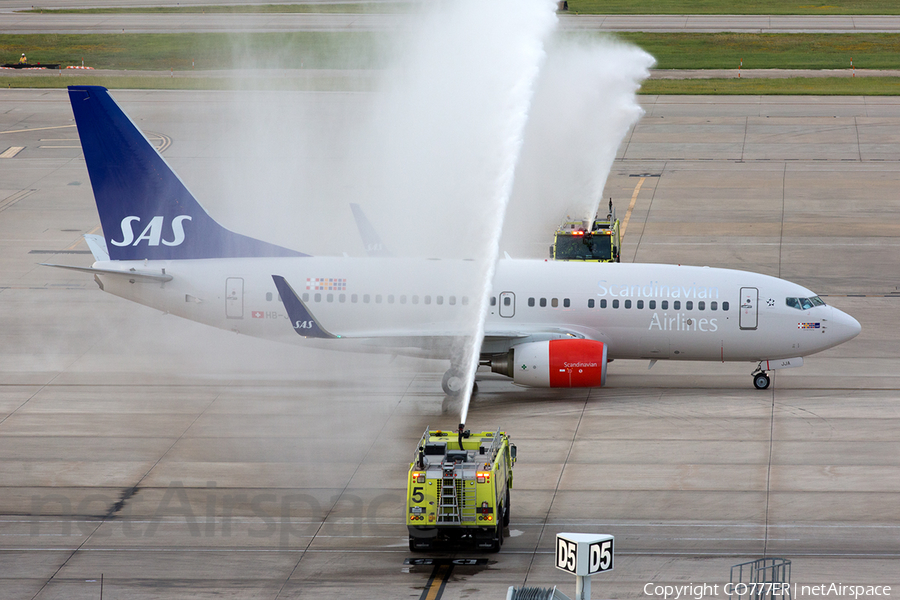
753,373,771,390
442,369,465,396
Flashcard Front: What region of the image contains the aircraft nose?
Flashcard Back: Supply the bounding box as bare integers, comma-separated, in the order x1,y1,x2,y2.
831,306,861,343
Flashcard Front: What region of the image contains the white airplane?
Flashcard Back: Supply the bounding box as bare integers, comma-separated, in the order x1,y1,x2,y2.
47,86,861,393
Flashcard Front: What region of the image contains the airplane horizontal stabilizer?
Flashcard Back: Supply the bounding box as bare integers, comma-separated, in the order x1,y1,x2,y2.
41,263,173,282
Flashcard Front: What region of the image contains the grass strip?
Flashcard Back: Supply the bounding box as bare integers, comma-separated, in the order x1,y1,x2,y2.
566,0,900,15
639,77,900,95
615,33,900,70
3,32,900,72
21,3,413,14
2,75,898,95
1,33,388,71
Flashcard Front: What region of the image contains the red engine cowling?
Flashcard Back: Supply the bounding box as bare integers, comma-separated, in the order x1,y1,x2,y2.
508,339,608,388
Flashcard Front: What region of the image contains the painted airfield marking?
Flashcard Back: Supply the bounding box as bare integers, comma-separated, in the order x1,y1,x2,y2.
0,123,76,135
419,562,452,600
619,176,645,241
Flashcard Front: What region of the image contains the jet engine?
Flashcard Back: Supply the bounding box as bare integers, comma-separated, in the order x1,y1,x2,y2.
489,339,608,388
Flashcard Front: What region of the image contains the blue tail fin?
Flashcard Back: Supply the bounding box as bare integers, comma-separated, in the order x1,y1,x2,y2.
68,86,305,261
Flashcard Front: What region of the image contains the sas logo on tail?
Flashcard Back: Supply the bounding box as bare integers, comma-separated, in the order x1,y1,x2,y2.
111,215,192,247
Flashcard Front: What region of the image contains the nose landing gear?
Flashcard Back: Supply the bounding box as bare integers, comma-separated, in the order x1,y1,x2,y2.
752,365,771,390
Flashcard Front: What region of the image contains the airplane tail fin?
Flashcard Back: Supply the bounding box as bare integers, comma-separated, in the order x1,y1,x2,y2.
350,203,391,257
68,86,305,261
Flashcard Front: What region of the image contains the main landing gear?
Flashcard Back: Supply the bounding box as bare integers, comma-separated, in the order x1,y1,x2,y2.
752,364,771,390
442,367,478,396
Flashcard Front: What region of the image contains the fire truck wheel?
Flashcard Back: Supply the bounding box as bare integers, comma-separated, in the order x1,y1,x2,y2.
489,524,502,552
409,536,432,552
503,489,510,527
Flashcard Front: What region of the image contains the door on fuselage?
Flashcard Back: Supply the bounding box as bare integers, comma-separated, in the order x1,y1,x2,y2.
226,277,244,319
739,287,758,330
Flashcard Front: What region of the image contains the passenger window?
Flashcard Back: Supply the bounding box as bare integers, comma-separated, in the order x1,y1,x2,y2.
412,295,419,304
625,300,632,309
339,294,346,303
400,295,407,304
351,294,358,303
375,295,382,303
563,298,570,308
327,293,333,302
588,299,595,308
600,299,607,308
266,292,273,301
504,297,511,306
661,300,668,310
613,299,619,309
315,293,322,302
387,295,394,304
528,297,535,307
540,298,547,307
551,298,559,308
723,301,729,311
649,300,656,309
686,301,693,310
437,296,444,305
302,293,310,302
449,296,456,305
698,301,705,310
363,294,370,303
674,301,681,310
710,301,717,311
490,297,496,306
462,297,469,306
424,296,431,305
637,300,644,309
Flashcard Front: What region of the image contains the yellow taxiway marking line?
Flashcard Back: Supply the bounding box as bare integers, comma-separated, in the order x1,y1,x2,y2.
0,124,76,135
422,563,451,600
65,225,103,251
620,176,645,241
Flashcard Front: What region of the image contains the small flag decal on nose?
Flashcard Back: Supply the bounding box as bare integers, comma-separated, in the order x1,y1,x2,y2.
798,322,821,329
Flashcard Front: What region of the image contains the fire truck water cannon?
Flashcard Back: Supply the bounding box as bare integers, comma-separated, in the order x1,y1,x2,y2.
550,199,621,263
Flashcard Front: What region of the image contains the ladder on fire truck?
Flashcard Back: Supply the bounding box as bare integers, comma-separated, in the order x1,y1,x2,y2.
437,462,477,524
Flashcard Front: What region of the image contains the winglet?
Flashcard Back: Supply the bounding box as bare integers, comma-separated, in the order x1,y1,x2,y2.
272,275,338,339
350,203,391,257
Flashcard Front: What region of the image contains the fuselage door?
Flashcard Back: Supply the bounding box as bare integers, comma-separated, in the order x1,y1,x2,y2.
499,292,515,318
226,277,244,319
739,287,758,330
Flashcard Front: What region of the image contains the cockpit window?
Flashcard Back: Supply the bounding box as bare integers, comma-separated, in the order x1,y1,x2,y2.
786,296,826,310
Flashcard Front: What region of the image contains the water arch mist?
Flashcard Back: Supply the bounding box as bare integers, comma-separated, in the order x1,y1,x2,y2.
213,2,653,426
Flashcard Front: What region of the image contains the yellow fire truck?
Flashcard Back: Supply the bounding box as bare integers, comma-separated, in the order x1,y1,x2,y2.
550,200,621,262
407,427,516,552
